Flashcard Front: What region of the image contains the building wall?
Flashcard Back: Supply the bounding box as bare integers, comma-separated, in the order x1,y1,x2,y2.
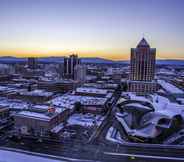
28,58,37,69
75,91,106,98
14,109,71,136
130,47,156,81
81,105,106,114
0,108,9,120
128,81,158,93
8,93,52,104
37,81,76,93
14,116,50,136
128,38,157,93
74,65,87,83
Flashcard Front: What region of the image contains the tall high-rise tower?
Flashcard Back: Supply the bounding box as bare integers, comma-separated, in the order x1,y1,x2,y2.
128,38,157,93
130,38,156,81
27,57,37,69
63,54,80,79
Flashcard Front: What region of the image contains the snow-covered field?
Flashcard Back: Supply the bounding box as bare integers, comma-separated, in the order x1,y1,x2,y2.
0,150,63,162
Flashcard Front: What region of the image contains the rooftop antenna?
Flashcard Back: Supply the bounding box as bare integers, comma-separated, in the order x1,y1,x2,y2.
142,33,145,38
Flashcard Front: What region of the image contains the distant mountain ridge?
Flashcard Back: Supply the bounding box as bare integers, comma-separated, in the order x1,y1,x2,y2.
0,56,183,65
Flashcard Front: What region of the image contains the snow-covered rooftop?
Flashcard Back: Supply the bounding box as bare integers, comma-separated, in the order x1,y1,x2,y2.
76,87,108,95
19,89,53,97
32,105,50,110
122,92,151,103
51,94,107,108
158,80,184,94
15,111,58,121
121,92,184,118
0,97,28,110
83,83,118,89
157,69,176,75
31,104,67,114
67,113,104,127
86,75,97,80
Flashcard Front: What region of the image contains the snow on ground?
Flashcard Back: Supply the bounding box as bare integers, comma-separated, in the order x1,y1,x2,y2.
158,80,184,94
0,150,63,162
32,104,67,114
67,113,104,127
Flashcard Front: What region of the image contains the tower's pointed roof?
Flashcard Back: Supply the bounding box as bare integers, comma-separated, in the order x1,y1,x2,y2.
137,38,150,48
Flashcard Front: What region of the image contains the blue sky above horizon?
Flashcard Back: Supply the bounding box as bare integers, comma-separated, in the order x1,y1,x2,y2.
0,0,184,60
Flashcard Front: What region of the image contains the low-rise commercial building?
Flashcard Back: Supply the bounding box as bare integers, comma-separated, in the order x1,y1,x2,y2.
8,89,54,104
37,80,78,93
75,87,110,98
14,107,71,137
51,94,109,114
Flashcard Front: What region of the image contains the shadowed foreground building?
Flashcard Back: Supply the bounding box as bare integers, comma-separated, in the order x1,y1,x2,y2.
14,107,72,137
128,38,158,93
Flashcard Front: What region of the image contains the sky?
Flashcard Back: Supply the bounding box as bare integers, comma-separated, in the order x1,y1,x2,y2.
0,0,184,60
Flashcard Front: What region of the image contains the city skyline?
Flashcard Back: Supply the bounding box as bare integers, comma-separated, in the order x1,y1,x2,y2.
0,0,184,60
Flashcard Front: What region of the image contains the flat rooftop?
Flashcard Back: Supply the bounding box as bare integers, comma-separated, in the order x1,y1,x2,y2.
31,104,69,113
158,80,184,94
83,83,118,89
51,94,108,108
15,111,58,121
19,89,53,97
76,87,108,95
121,92,184,118
67,113,105,127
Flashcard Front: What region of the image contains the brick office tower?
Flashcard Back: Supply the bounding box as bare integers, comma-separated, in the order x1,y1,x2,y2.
63,54,81,79
128,38,157,93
